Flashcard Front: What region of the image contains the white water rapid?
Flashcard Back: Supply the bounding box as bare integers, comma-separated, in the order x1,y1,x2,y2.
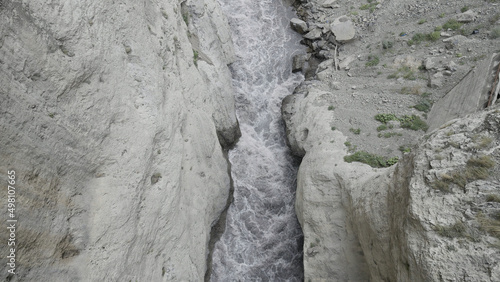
210,0,305,281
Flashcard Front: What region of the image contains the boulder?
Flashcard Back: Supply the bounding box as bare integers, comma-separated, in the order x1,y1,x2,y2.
456,10,477,23
330,16,356,42
290,18,308,34
320,0,338,8
424,57,438,70
304,27,322,40
292,54,307,72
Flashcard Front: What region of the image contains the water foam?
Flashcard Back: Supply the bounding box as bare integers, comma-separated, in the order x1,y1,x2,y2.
210,0,305,281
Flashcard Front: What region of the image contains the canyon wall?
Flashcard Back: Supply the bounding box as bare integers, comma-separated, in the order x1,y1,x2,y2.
283,71,500,282
0,0,238,281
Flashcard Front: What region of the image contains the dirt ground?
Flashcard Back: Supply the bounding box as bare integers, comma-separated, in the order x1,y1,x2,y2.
293,0,500,159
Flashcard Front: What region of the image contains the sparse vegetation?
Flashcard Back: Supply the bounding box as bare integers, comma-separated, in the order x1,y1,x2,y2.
478,213,500,239
378,132,402,138
344,151,398,168
366,55,380,67
461,6,469,13
382,40,393,49
350,128,361,135
490,27,500,39
400,86,422,95
375,113,398,123
434,221,467,238
412,98,433,113
473,135,493,148
432,155,495,192
193,50,199,66
344,141,357,153
377,124,388,131
418,19,427,25
486,194,500,203
399,115,428,131
359,0,378,12
443,19,463,30
399,145,411,153
388,66,417,80
407,31,440,45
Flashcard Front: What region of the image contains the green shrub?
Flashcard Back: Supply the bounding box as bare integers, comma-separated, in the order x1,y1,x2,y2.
428,31,441,41
382,40,393,49
418,19,427,25
344,151,398,168
399,145,411,153
366,55,380,67
412,98,433,113
435,26,443,31
350,128,361,135
375,113,398,123
377,124,388,131
461,6,469,13
443,19,463,30
193,50,199,66
399,115,428,131
359,1,378,11
328,105,335,111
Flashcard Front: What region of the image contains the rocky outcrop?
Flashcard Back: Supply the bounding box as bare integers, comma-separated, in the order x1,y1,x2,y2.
427,53,500,132
0,0,238,281
283,83,500,281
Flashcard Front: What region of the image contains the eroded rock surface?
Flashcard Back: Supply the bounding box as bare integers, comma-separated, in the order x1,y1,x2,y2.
0,0,238,281
283,85,500,281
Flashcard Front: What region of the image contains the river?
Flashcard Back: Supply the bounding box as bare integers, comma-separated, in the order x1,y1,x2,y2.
210,0,305,280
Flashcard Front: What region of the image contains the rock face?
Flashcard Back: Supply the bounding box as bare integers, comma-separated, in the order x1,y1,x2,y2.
283,88,500,281
0,0,238,281
427,53,499,131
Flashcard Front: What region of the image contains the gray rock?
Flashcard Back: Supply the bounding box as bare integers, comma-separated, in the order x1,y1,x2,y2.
304,27,322,40
446,61,457,72
424,57,438,70
428,72,443,88
292,54,307,72
456,10,477,23
320,0,338,8
330,16,356,42
290,18,308,34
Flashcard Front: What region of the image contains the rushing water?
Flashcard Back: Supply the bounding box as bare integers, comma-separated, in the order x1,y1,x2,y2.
210,0,305,281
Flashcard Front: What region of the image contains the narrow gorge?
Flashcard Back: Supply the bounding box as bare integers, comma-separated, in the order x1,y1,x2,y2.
209,0,304,280
2,0,500,281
